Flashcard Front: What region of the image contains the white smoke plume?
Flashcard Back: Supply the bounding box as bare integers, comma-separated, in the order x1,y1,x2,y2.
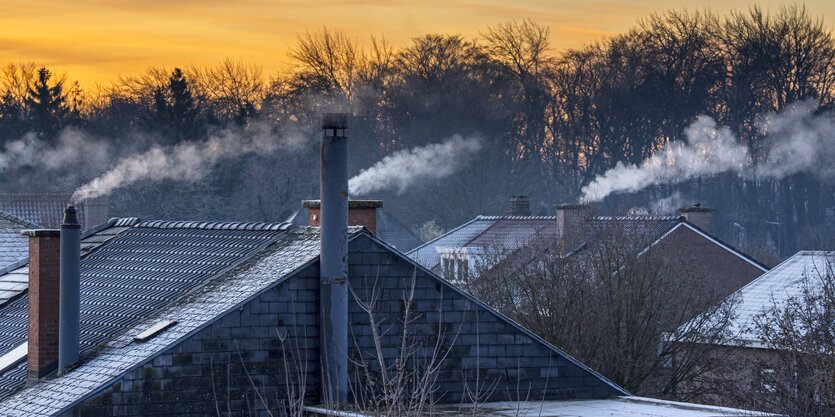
0,128,110,172
71,122,301,202
580,101,834,203
349,134,483,196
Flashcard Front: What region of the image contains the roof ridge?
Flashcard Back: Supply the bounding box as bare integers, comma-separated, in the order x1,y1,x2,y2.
0,210,41,229
590,215,681,221
477,215,557,220
133,220,292,231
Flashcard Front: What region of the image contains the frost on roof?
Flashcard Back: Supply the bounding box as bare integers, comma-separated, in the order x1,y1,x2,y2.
718,251,835,345
0,231,324,416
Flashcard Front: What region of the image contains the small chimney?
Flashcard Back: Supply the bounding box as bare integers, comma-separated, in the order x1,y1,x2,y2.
303,199,383,235
22,229,61,381
505,196,531,216
59,205,81,373
555,203,589,253
678,205,714,232
319,113,349,404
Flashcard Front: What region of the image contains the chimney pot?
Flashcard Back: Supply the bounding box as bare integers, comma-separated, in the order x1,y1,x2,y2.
22,229,61,381
678,205,714,232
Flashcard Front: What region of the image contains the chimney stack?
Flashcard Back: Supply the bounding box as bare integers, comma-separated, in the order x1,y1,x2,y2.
319,113,349,404
22,229,61,381
505,196,532,216
678,205,714,232
59,205,81,373
555,203,589,254
303,199,383,234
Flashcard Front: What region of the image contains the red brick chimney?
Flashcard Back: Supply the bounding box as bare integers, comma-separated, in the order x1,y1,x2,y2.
678,206,714,232
302,200,383,235
22,229,61,381
555,203,589,254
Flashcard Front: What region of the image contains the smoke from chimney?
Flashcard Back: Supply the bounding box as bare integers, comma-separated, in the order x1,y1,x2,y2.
580,101,835,203
348,134,482,196
71,122,305,202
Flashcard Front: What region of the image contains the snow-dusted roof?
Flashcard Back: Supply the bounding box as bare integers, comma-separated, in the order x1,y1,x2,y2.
307,396,779,417
720,251,835,346
407,216,498,270
0,211,38,272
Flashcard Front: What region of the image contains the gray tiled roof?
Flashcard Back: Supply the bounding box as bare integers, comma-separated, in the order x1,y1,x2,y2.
408,215,684,271
407,216,499,270
0,194,70,229
377,210,422,252
0,211,37,273
716,251,835,345
0,228,352,416
0,218,292,400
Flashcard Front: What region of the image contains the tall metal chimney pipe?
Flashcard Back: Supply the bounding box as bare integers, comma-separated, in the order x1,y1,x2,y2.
319,113,349,404
59,205,80,373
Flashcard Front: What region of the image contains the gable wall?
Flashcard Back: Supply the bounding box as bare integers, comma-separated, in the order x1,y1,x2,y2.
61,235,621,416
655,226,765,301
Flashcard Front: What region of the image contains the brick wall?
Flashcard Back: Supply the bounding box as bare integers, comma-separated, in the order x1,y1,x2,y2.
656,226,765,300
27,231,61,382
62,235,621,416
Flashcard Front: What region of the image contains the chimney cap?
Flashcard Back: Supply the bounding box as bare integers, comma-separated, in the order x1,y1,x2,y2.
62,205,81,229
322,113,348,130
21,229,60,237
303,199,383,209
678,206,714,213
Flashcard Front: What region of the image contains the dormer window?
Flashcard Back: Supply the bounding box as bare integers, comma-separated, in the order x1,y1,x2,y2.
436,247,483,284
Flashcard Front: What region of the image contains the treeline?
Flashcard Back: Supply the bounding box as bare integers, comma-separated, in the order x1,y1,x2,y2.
0,5,833,261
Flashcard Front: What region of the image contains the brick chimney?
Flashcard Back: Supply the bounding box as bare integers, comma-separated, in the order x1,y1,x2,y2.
678,205,714,232
505,196,532,216
555,203,589,253
302,199,383,235
22,229,61,381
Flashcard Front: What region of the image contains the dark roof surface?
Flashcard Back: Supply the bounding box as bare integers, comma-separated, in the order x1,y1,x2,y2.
0,218,291,400
0,194,70,229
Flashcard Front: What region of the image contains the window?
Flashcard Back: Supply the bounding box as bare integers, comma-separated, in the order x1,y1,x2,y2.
759,367,777,394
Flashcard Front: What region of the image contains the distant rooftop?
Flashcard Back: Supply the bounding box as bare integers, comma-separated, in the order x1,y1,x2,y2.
0,194,109,231
305,397,780,417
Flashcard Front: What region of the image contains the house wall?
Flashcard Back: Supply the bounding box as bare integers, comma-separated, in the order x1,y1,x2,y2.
655,226,765,301
675,344,782,411
61,235,621,417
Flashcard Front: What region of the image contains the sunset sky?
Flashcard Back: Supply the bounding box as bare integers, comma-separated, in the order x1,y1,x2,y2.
0,0,832,87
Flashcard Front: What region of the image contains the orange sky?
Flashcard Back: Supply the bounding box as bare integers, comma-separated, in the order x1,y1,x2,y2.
0,0,832,88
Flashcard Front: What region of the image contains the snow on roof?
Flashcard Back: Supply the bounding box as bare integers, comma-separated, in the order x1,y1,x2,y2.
306,396,779,417
718,250,835,346
407,216,498,270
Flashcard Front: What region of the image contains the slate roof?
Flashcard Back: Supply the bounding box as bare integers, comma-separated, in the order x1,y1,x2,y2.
715,251,835,346
0,218,292,401
408,216,498,271
0,224,632,416
0,211,38,272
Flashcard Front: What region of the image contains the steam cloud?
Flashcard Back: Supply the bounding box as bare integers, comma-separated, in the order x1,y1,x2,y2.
580,101,835,203
0,128,109,172
71,122,303,202
349,135,483,195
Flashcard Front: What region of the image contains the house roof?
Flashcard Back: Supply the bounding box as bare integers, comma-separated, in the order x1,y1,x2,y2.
0,194,71,229
716,251,835,346
0,211,39,273
407,215,683,271
0,218,293,401
0,219,632,415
